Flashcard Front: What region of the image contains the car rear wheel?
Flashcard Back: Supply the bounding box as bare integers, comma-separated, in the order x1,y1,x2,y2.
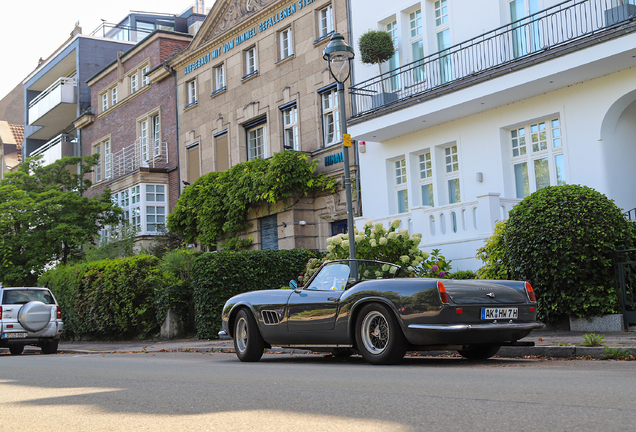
9,345,24,355
41,340,59,355
234,309,265,362
458,345,500,360
355,303,406,365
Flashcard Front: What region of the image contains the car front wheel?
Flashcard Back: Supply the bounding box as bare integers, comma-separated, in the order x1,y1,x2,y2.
234,309,265,362
355,303,406,365
458,345,500,360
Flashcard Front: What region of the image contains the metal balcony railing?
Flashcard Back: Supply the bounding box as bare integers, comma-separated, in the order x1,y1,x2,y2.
350,0,636,118
27,77,76,124
108,138,169,179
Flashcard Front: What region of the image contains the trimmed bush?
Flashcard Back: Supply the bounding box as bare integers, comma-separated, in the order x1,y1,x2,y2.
450,270,478,280
39,255,161,339
476,220,509,280
191,249,323,339
505,185,636,322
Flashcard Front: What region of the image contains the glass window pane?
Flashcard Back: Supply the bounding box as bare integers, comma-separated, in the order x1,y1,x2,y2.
534,157,550,190
514,162,529,198
448,179,460,203
421,184,434,206
397,189,409,213
555,154,565,185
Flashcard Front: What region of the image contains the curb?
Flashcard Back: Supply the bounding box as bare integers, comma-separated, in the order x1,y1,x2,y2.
50,346,636,359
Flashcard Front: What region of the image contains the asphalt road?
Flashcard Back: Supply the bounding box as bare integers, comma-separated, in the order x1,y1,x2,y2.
0,351,635,431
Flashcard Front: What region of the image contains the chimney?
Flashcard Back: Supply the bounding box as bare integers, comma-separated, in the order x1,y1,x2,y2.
196,0,205,14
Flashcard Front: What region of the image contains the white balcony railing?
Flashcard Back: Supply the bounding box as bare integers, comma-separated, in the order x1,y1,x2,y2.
108,139,169,179
29,133,78,166
28,77,77,124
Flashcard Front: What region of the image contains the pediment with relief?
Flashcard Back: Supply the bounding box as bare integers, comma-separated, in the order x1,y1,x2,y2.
192,0,276,50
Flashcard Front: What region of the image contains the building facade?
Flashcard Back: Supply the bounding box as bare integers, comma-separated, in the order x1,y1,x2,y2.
76,30,193,245
348,0,636,270
169,0,356,250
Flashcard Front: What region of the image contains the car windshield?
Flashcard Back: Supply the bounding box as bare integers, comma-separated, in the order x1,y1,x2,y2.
2,289,55,305
306,260,402,290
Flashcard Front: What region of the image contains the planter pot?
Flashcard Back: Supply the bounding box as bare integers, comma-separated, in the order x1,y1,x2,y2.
569,314,624,332
371,92,398,109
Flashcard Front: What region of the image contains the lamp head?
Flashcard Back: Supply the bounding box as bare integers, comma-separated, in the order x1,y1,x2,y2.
323,32,355,83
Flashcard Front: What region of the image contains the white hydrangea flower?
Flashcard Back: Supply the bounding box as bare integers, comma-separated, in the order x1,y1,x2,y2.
391,219,401,229
413,233,422,238
375,222,384,231
412,237,422,247
379,237,387,245
411,259,419,267
327,245,335,252
331,236,343,246
342,241,349,249
382,264,389,272
364,220,373,228
407,266,415,272
375,271,383,278
370,239,377,247
389,266,398,274
421,252,430,260
354,228,360,235
355,235,364,243
387,232,398,240
400,255,410,264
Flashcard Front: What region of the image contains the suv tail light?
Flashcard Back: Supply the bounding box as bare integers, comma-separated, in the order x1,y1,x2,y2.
525,282,537,302
437,281,450,304
56,306,61,320
0,306,2,319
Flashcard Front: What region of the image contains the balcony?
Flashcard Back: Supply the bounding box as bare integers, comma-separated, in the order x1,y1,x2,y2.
28,77,77,128
350,0,636,121
108,138,170,180
29,134,79,166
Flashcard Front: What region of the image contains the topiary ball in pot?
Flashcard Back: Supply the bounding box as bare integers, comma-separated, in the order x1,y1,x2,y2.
505,184,635,323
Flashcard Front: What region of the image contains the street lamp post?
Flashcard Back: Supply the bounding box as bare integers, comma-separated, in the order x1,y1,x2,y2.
323,33,356,261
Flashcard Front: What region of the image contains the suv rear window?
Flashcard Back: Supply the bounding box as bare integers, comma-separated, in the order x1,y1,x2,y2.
2,289,55,305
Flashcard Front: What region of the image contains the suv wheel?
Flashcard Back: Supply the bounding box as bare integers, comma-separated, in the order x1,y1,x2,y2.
41,340,59,355
9,345,24,355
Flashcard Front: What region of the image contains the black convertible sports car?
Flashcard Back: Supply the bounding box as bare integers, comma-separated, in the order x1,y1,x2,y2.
219,259,544,364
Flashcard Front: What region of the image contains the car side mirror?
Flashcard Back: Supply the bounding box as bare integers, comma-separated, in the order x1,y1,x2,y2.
290,280,301,293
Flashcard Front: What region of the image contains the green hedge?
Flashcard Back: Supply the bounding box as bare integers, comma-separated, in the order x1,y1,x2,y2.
39,255,161,339
191,249,324,339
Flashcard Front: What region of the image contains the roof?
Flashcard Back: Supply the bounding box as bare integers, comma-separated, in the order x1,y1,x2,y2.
9,124,24,145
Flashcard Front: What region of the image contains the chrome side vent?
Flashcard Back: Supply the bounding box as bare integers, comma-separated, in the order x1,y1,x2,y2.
261,310,280,325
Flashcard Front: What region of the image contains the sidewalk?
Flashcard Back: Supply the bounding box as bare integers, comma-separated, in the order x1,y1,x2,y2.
46,328,636,359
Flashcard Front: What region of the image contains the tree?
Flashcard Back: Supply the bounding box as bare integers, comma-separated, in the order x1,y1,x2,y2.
0,155,122,285
358,29,395,94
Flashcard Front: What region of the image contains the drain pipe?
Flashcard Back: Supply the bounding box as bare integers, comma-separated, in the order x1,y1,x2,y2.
164,62,182,197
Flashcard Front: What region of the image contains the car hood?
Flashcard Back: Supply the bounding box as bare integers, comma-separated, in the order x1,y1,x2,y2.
228,289,293,306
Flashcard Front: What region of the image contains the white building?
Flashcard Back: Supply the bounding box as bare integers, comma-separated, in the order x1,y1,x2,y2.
348,0,636,270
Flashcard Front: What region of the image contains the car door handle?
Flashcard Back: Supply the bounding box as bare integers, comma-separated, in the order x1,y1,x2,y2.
327,297,339,302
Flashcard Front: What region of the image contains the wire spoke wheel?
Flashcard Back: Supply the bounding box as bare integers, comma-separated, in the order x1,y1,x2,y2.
361,311,390,354
355,303,406,365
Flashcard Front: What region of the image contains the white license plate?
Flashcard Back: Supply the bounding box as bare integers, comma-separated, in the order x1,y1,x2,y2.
481,308,518,320
2,332,28,339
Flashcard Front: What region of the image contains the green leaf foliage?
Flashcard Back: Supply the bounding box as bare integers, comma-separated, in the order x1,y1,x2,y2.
358,29,395,66
0,155,122,285
504,185,636,322
476,220,509,280
167,151,336,249
191,249,324,339
39,255,161,339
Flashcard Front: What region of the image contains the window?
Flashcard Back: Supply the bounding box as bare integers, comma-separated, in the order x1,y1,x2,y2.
247,123,267,161
280,27,293,59
444,145,460,204
92,138,111,182
409,9,425,83
142,66,150,87
151,114,160,157
187,143,200,183
321,88,340,146
186,79,197,107
101,93,108,112
260,214,278,251
509,0,541,58
146,185,166,232
434,1,452,84
130,73,139,93
418,152,434,206
111,87,118,105
140,119,149,161
109,183,167,236
395,158,409,213
245,46,257,76
381,19,400,91
282,104,299,150
319,5,334,38
138,112,161,162
214,64,225,92
511,117,564,198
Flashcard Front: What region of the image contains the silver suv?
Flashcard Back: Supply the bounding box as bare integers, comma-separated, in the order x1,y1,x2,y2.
0,285,64,355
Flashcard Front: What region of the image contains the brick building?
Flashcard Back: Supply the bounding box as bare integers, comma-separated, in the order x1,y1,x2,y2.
167,0,356,251
75,30,193,245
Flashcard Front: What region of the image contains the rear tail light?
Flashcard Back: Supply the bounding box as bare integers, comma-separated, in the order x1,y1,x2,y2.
0,306,2,319
437,281,450,304
525,282,537,302
56,306,62,320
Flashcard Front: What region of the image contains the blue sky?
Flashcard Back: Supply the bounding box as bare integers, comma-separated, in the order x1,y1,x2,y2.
0,0,210,100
